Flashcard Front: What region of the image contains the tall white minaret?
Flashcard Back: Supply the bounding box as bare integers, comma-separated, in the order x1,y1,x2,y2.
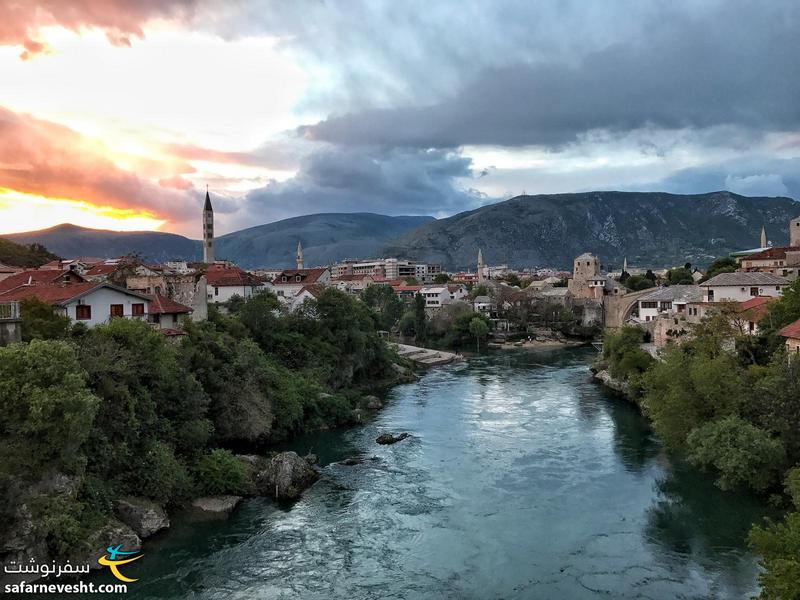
760,224,767,248
296,241,304,270
202,188,214,264
477,248,485,283
623,257,628,273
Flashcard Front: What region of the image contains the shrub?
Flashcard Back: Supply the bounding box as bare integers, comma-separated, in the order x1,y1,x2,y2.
193,449,247,496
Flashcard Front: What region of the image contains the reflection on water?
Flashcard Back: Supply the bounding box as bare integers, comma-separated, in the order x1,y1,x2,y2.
81,347,766,599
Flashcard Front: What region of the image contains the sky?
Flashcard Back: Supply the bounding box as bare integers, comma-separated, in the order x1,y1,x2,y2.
0,0,799,238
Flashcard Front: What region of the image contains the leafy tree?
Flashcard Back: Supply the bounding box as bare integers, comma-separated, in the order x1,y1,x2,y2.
468,317,489,351
702,256,738,282
623,275,655,291
470,284,489,298
750,467,800,599
686,416,785,492
504,273,521,288
0,239,59,267
129,441,194,505
362,284,402,331
750,352,800,464
404,276,419,285
760,278,800,334
433,273,451,284
602,326,654,383
193,449,247,495
398,310,416,337
0,340,99,476
642,327,747,451
19,297,70,341
413,293,427,343
665,267,694,286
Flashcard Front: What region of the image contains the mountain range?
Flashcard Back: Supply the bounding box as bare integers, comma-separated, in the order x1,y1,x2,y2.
3,191,798,270
2,214,433,269
385,191,800,270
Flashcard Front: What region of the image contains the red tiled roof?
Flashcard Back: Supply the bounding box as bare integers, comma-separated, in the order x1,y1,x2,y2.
146,293,193,314
274,268,328,285
160,328,188,337
0,269,85,292
744,246,800,261
296,284,327,299
84,263,118,277
392,285,422,292
0,282,100,304
205,264,262,287
737,296,775,322
334,274,371,282
0,262,22,273
779,318,800,340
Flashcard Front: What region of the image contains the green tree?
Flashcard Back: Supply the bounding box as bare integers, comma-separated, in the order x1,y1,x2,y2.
19,297,70,341
623,275,655,291
750,467,800,599
404,276,419,285
761,278,800,333
362,284,403,331
642,324,747,451
0,239,59,268
433,273,451,284
504,273,521,287
702,256,738,282
413,293,427,343
193,449,247,496
468,317,489,351
665,267,694,286
686,416,785,492
0,340,99,475
602,326,654,383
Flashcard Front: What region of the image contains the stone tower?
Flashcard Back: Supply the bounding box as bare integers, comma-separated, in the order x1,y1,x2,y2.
791,216,800,247
477,249,485,283
202,188,214,264
296,241,304,270
623,257,628,274
760,225,767,248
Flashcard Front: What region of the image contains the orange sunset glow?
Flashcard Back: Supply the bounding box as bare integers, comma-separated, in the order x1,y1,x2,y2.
0,189,166,233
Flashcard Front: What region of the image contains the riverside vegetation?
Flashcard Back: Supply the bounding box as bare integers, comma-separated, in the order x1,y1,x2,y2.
596,276,800,599
0,288,410,569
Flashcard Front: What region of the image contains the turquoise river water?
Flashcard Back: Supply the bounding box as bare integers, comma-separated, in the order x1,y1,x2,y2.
87,347,768,599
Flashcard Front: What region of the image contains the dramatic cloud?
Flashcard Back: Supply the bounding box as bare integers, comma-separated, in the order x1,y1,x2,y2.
233,146,487,228
0,106,197,224
0,0,204,58
302,2,800,149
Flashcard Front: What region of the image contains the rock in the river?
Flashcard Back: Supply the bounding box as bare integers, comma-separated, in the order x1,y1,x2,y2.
191,496,242,514
593,369,630,396
375,432,411,445
362,395,383,410
392,362,418,383
115,497,169,538
255,451,319,500
70,519,141,572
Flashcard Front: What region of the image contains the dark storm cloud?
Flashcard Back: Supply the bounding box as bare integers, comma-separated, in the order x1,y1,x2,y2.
230,146,486,227
302,1,800,149
634,157,800,201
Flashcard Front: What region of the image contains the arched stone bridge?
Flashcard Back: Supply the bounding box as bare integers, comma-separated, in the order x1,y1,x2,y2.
602,288,654,328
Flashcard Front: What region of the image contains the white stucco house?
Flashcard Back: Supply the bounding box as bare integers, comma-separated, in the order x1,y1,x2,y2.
206,264,269,303
272,268,331,302
0,282,152,328
635,285,702,322
700,272,789,303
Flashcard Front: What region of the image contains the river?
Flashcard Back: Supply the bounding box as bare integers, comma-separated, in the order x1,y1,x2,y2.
100,347,767,599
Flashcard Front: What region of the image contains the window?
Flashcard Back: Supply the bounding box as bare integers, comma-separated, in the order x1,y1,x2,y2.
149,313,161,324
76,305,91,320
132,303,145,316
110,304,123,317
707,290,714,302
750,287,759,296
640,301,657,309
215,286,219,296
660,301,672,310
